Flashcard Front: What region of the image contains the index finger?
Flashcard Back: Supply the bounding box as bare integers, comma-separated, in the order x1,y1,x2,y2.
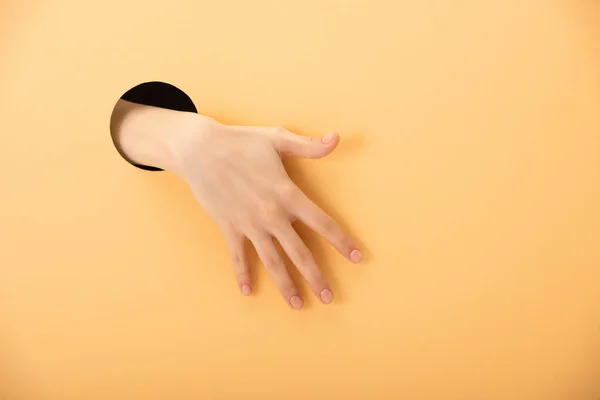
290,189,363,263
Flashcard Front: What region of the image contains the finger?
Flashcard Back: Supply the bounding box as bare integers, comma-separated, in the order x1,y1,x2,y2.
252,236,303,310
274,224,334,304
271,128,340,159
223,229,252,296
291,191,363,263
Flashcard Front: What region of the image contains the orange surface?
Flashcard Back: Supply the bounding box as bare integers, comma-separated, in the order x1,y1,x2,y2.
1,1,599,399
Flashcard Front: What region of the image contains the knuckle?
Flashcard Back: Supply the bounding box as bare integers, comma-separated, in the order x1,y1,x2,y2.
259,200,285,221
235,272,250,283
320,216,339,237
305,266,325,285
261,251,282,270
276,182,299,203
231,251,243,266
340,236,355,252
219,219,238,236
244,221,266,240
291,246,314,266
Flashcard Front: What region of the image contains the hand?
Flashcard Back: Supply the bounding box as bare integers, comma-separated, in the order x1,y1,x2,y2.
111,100,363,310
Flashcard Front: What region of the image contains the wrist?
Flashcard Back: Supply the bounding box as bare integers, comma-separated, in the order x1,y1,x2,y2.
162,113,219,176
110,100,213,174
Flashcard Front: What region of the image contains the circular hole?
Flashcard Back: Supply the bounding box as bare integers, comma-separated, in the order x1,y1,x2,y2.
110,81,197,171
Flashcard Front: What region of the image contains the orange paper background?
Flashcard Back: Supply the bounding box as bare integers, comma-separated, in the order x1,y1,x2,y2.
1,1,599,399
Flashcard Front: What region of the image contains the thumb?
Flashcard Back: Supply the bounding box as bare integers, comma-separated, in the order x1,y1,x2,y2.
272,129,340,159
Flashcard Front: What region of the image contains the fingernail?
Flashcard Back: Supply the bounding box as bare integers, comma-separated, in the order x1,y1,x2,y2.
320,289,334,304
350,249,363,263
289,295,304,310
321,132,337,144
241,284,252,296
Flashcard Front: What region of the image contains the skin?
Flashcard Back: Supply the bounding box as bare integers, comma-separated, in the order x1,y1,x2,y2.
110,99,363,310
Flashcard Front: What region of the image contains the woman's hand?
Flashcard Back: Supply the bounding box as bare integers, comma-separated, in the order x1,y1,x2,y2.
111,100,363,310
